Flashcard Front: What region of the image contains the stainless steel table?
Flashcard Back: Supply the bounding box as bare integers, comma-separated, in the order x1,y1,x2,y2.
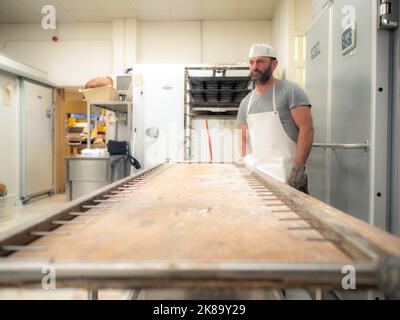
65,155,129,201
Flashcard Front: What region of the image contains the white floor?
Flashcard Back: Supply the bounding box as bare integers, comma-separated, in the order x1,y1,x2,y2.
0,194,67,234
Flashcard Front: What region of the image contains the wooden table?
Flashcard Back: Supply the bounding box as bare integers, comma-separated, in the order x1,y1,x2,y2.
0,163,399,297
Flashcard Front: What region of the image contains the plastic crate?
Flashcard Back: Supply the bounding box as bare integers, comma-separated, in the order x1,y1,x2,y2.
79,85,117,103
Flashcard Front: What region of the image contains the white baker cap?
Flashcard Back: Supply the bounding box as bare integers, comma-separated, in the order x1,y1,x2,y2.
249,44,277,59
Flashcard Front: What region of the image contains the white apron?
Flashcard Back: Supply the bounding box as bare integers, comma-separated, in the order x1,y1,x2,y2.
244,82,296,182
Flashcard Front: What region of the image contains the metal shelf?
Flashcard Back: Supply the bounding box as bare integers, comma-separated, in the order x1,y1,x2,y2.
184,66,250,160
191,107,239,112
85,100,133,149
189,101,241,108
89,101,132,114
189,114,238,119
188,77,251,90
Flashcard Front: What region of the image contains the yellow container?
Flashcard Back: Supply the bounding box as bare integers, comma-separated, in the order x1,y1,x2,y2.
68,117,76,127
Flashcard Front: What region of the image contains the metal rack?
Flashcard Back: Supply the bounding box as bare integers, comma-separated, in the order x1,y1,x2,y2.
85,100,133,149
183,66,251,160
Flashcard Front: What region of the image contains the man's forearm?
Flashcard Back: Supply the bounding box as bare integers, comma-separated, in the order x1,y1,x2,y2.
294,126,314,166
241,137,247,157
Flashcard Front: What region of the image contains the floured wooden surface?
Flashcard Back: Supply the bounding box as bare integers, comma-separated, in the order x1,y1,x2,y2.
310,200,400,257
9,163,380,263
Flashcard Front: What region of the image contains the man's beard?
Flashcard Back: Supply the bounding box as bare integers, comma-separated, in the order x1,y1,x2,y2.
250,64,273,85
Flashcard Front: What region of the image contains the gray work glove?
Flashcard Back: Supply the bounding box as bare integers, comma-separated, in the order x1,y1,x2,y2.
288,164,309,194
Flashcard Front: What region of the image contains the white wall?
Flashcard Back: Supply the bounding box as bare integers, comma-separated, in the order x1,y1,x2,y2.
272,0,312,82
113,18,137,76
138,22,202,64
0,23,113,86
137,20,272,65
0,8,313,86
272,0,291,77
0,20,272,85
296,0,314,33
202,21,272,64
312,0,331,20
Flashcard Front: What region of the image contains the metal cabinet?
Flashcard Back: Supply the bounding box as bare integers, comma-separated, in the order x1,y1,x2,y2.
65,155,129,201
306,0,395,230
305,7,331,203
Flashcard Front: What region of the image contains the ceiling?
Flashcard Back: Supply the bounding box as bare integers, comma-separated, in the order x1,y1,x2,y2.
0,0,280,23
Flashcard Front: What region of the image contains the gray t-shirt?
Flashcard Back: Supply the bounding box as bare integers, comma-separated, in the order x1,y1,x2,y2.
237,79,311,143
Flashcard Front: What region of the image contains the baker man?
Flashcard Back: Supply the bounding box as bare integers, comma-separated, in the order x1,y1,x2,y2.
237,44,314,194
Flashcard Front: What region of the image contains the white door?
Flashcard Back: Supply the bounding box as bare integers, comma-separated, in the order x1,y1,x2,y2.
139,64,185,169
0,73,18,195
21,80,54,200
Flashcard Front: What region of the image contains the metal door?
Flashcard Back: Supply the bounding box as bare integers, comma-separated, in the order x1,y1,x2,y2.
21,80,54,201
391,2,400,235
305,7,332,203
329,0,372,222
306,0,393,229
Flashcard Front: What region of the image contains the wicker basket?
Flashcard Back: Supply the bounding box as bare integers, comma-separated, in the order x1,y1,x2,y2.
79,85,117,103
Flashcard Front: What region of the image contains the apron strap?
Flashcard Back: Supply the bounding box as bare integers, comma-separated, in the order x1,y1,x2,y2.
246,90,256,116
272,82,277,114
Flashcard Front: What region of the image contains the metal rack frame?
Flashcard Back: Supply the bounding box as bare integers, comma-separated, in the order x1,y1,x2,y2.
85,100,133,149
183,66,250,160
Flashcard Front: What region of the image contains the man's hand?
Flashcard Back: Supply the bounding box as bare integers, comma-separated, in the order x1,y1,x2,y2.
288,164,309,194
